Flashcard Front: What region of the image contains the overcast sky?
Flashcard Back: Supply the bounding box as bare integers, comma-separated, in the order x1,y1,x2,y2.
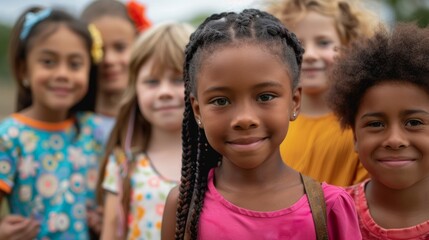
0,0,267,26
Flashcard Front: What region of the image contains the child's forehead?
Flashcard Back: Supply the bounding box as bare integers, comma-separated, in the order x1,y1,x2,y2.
357,81,429,114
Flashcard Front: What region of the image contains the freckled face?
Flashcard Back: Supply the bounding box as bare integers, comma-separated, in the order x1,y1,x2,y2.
191,44,301,169
354,81,429,189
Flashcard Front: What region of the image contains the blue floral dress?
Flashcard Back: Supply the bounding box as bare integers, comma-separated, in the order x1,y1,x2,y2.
0,112,104,240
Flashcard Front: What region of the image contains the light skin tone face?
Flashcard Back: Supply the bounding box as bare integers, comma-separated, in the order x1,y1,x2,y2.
290,11,341,97
92,16,135,94
354,81,429,190
22,24,90,122
136,57,185,133
192,43,301,171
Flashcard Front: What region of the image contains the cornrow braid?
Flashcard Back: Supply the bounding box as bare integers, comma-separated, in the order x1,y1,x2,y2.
175,8,304,239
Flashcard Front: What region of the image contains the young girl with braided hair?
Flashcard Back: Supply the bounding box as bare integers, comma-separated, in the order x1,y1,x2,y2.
162,9,360,240
0,6,104,239
97,22,194,240
266,0,382,186
328,23,429,240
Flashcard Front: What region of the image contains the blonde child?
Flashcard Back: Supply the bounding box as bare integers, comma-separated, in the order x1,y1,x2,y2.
0,7,104,239
81,0,151,144
328,23,429,239
97,22,194,240
267,0,381,186
162,9,360,240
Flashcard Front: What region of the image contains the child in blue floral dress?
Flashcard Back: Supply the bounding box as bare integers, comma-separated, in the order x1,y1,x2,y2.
0,7,105,240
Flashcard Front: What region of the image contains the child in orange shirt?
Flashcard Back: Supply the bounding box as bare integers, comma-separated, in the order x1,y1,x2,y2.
267,0,381,186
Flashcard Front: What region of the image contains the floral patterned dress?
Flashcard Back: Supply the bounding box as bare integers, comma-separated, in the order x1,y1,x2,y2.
0,112,104,240
102,151,178,240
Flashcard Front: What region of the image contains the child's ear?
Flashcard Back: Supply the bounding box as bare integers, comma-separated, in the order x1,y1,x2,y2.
290,86,302,121
190,94,203,128
18,60,29,87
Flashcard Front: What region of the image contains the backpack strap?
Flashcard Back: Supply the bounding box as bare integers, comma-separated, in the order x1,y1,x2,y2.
301,173,329,240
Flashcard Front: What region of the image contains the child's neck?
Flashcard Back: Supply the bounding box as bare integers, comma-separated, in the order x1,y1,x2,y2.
21,105,68,122
96,91,123,117
146,127,182,182
366,178,429,228
299,93,331,117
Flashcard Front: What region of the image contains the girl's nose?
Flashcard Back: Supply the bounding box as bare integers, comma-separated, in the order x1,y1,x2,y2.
382,126,409,150
231,102,260,130
303,44,318,62
103,48,115,65
55,63,70,81
158,81,174,99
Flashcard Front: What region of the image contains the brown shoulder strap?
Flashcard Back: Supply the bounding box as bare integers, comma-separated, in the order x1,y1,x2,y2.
301,173,329,240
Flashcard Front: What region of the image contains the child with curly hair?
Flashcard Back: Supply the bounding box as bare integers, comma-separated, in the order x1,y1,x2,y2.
328,23,429,239
267,0,382,186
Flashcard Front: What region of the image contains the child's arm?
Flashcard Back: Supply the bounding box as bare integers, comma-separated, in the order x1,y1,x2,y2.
0,193,40,240
161,186,179,240
100,192,118,240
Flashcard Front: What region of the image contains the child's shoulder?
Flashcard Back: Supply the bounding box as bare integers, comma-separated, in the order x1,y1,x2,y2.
0,114,26,135
321,182,356,209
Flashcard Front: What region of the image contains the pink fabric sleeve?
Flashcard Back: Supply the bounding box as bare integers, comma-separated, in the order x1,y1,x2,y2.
324,184,362,239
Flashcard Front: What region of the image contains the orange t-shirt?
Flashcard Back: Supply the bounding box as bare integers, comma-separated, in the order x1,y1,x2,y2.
280,113,368,186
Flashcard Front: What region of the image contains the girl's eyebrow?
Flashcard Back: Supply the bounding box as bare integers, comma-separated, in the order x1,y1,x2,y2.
203,81,283,94
360,109,429,119
39,49,85,58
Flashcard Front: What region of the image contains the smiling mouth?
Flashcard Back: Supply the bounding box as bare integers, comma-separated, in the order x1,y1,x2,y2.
50,87,72,95
377,159,415,168
155,106,181,111
227,137,267,151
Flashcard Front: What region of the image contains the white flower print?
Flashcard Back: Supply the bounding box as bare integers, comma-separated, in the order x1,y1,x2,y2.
70,174,85,194
0,161,11,174
36,174,59,198
48,212,70,232
19,131,38,153
7,127,19,138
49,134,64,150
42,155,58,172
19,156,39,178
51,180,75,205
68,147,87,169
72,204,86,219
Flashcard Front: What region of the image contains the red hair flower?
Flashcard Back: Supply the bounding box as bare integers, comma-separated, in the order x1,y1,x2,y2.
127,0,151,32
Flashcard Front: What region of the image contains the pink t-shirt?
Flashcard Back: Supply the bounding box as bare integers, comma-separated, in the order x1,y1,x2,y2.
198,169,361,239
347,180,429,240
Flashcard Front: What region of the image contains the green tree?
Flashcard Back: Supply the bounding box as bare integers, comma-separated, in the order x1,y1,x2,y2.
383,0,429,26
0,24,11,83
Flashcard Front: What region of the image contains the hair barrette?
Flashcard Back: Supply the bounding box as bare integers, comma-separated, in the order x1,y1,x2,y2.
88,24,103,64
20,8,52,40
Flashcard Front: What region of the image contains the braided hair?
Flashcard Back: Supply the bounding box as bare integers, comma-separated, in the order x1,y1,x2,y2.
175,9,304,239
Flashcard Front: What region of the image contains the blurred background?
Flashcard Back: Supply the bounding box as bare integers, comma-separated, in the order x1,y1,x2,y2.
0,0,428,119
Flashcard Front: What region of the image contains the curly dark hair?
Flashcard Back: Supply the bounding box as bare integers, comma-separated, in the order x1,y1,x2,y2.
175,8,304,240
327,23,429,129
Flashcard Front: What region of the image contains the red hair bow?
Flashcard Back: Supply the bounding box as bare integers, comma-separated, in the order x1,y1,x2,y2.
126,0,151,32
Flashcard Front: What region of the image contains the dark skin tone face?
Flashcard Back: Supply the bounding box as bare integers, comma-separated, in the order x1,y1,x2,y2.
191,44,303,211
